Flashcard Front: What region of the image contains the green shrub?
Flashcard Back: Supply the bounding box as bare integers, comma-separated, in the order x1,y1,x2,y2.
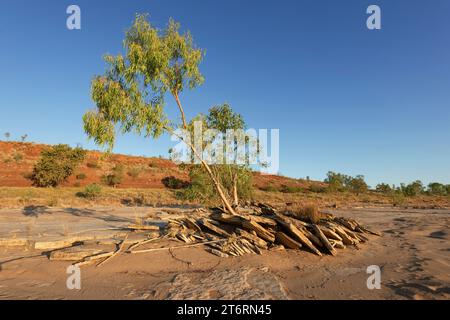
391,191,406,206
260,184,278,192
31,144,86,187
127,166,143,179
325,172,368,194
177,165,252,204
13,152,24,163
161,176,189,189
376,183,393,194
427,182,447,196
47,197,59,207
76,173,87,180
400,180,424,197
280,185,303,193
101,164,124,187
348,175,369,194
77,183,102,199
86,161,100,168
309,184,326,193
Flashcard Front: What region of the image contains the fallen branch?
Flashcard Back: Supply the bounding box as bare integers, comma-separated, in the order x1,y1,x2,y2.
129,238,232,254
96,234,129,267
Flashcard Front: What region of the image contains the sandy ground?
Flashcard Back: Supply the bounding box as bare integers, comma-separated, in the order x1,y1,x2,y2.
0,206,448,300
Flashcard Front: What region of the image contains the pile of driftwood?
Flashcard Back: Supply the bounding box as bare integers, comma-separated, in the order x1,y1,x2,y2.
51,203,380,267
154,204,381,258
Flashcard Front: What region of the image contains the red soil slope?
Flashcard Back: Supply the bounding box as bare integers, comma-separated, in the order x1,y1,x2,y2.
0,141,320,190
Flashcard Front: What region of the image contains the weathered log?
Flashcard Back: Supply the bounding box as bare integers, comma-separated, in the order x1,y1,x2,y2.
183,218,202,232
248,215,278,227
335,218,357,231
96,234,129,267
205,248,229,258
210,213,244,226
358,225,382,236
241,220,275,243
235,228,268,248
301,228,323,248
332,226,356,245
198,219,231,238
275,217,322,256
311,225,337,256
275,232,303,249
318,226,343,241
126,224,160,231
329,239,346,249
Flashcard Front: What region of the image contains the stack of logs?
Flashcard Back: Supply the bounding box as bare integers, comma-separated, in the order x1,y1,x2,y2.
162,204,381,258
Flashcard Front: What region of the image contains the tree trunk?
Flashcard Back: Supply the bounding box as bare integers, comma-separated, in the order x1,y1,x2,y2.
232,173,239,207
165,126,238,215
173,91,188,129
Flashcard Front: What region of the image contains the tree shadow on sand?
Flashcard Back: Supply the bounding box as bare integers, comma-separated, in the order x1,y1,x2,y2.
22,205,51,217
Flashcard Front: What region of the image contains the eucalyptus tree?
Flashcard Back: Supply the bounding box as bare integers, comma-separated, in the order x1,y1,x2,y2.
83,14,238,214
180,104,254,207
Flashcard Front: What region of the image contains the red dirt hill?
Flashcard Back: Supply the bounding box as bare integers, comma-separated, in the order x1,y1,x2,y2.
0,141,322,190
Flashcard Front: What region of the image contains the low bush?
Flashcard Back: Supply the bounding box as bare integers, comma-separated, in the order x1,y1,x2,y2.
77,183,102,199
127,166,143,179
101,164,124,187
86,161,100,168
309,184,326,193
289,204,322,224
280,185,303,193
31,144,86,187
76,173,87,180
13,152,24,163
162,176,189,189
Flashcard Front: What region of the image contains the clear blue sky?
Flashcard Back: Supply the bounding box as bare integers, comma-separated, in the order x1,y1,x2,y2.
0,0,449,187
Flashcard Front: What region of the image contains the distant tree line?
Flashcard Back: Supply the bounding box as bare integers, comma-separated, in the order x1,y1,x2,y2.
375,180,450,197
324,171,450,197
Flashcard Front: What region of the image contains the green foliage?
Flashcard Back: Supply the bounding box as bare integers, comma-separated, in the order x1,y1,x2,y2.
324,171,348,192
86,161,100,168
31,144,86,187
427,182,447,196
260,183,278,192
13,152,23,163
309,184,326,193
325,171,368,194
179,165,253,203
391,191,406,206
4,132,10,140
280,185,303,193
161,176,189,189
400,180,424,197
82,14,205,151
77,184,102,200
178,104,253,204
101,164,124,187
206,104,245,133
21,134,28,142
127,166,143,179
376,183,393,194
347,175,369,194
76,173,87,180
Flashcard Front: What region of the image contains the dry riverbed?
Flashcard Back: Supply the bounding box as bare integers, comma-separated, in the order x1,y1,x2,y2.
0,206,448,300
